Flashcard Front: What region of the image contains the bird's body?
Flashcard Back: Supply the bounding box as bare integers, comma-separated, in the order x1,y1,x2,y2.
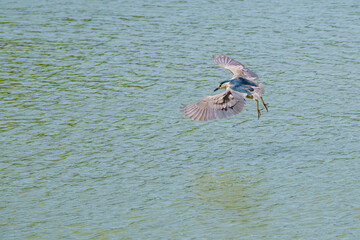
182,54,268,121
228,78,258,95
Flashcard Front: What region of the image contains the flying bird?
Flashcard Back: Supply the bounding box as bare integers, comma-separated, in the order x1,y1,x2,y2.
182,54,268,121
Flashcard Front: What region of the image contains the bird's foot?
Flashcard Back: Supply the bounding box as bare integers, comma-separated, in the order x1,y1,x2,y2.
263,103,269,112
257,109,261,119
260,97,269,112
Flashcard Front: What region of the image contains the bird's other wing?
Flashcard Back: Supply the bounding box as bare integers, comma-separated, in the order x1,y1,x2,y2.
213,54,259,80
182,89,247,121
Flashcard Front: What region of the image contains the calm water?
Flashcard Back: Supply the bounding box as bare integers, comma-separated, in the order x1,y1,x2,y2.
1,0,360,239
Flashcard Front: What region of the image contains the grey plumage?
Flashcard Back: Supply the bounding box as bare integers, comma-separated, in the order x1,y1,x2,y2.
213,54,260,81
182,89,247,121
182,54,268,121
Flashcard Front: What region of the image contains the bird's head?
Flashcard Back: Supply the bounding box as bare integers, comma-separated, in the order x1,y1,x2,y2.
214,80,230,92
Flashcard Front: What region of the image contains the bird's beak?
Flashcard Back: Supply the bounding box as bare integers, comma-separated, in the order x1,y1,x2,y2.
214,87,219,92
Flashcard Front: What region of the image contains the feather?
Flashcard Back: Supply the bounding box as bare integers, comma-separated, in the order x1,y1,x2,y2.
213,54,259,81
182,89,247,121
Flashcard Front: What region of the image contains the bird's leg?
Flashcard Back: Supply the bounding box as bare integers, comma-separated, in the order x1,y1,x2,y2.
260,97,269,112
256,99,261,119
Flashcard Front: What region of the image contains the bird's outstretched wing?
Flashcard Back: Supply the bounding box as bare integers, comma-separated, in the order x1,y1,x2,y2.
213,54,259,80
182,89,247,121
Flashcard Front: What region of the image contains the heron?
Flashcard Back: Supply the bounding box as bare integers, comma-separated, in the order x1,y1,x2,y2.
182,54,268,121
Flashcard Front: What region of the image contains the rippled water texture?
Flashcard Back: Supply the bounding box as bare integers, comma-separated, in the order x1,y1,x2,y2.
1,0,360,239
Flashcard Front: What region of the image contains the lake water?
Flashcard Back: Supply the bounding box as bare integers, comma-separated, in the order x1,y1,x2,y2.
1,0,360,239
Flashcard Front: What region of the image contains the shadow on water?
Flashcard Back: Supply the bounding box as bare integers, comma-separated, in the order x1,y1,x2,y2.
191,170,271,238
